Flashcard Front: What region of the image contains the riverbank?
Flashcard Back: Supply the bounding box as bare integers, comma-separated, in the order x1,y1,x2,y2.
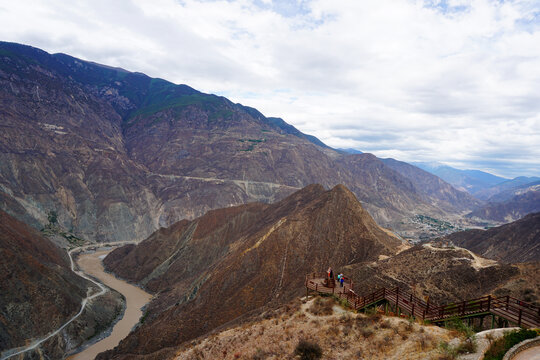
67,249,152,359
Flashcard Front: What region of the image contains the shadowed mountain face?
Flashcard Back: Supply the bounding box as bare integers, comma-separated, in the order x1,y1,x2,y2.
442,212,540,263
0,211,88,351
466,190,540,222
0,42,480,241
99,184,402,359
474,177,540,201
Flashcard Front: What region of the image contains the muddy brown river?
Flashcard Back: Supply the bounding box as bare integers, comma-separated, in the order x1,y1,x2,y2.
68,250,152,360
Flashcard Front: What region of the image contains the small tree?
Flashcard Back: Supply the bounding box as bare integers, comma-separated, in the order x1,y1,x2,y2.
48,210,58,225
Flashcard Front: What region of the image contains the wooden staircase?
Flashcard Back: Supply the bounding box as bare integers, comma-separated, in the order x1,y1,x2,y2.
305,273,540,328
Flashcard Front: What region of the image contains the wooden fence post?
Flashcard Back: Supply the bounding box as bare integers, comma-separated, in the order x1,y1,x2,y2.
487,295,491,311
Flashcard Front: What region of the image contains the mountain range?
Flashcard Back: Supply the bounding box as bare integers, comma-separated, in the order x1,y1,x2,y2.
414,162,539,200
0,41,483,242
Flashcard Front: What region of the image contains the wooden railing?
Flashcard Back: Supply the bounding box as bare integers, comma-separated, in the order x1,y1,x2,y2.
305,273,540,328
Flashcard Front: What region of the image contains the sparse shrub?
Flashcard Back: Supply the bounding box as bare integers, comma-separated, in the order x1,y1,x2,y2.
439,341,458,360
484,328,538,360
48,210,58,224
308,297,334,316
456,337,476,354
354,316,371,328
418,333,434,350
404,321,414,333
295,311,306,319
380,320,391,329
327,326,339,337
361,327,374,338
294,339,323,360
252,348,273,360
445,318,475,339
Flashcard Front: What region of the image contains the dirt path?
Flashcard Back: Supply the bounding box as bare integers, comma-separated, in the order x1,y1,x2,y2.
68,250,152,360
422,243,497,270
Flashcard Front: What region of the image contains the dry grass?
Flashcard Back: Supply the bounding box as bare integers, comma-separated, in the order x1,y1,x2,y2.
307,297,334,316
175,297,460,360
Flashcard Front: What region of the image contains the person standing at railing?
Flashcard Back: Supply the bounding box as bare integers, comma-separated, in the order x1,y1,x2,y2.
339,273,344,287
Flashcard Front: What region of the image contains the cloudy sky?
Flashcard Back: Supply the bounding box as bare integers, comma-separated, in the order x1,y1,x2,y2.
1,0,539,178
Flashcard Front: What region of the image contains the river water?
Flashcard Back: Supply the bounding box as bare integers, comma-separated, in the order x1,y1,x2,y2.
67,250,152,360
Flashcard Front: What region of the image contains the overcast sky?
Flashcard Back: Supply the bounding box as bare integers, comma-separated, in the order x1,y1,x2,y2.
1,0,539,178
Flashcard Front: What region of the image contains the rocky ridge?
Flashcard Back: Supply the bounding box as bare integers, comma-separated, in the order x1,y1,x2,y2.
98,184,402,358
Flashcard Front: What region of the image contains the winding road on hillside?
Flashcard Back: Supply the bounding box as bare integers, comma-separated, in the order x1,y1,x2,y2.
1,242,148,360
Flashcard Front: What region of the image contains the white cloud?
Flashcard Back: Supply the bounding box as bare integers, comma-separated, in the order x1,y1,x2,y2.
1,0,539,177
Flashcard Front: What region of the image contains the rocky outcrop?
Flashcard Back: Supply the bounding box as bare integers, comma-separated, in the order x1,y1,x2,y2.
98,184,402,358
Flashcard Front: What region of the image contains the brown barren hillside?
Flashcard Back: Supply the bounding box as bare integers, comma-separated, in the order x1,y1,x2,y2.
99,184,402,359
0,211,124,359
442,212,540,263
0,210,88,351
173,297,463,360
346,244,520,305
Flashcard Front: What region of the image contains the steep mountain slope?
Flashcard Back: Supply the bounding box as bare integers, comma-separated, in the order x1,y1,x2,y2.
1,41,478,242
0,211,88,351
0,210,123,359
99,184,402,358
466,190,540,222
442,212,540,263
